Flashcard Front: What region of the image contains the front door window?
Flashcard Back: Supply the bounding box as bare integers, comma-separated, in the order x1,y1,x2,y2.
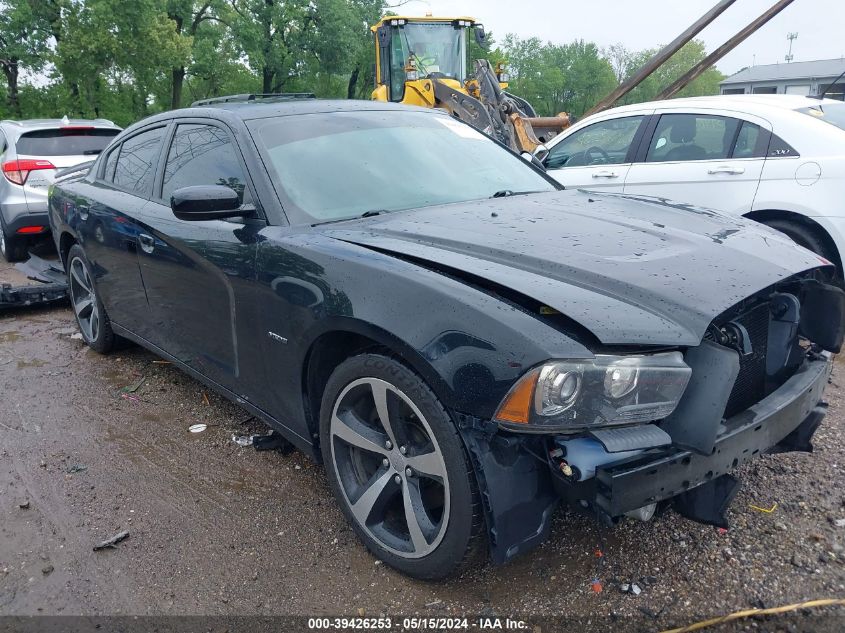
545,116,645,170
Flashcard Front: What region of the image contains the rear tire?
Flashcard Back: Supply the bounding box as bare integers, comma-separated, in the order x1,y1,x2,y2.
0,217,27,262
67,244,115,354
319,353,485,579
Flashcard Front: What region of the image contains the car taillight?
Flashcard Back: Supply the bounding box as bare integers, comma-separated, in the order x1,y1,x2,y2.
16,225,46,234
2,159,55,185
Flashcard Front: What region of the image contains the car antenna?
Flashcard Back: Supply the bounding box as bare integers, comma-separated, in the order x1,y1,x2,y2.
812,68,845,100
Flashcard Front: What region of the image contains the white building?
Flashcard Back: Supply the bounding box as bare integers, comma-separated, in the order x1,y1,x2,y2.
719,58,845,99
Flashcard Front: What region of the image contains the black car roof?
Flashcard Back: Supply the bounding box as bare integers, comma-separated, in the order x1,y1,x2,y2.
131,99,438,130
208,99,434,119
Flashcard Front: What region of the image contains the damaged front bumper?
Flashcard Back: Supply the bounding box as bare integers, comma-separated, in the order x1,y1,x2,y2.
456,353,832,565
0,254,68,311
567,353,831,518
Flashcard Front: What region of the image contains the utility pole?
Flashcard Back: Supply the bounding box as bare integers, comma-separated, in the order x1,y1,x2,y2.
655,0,798,100
785,32,798,62
582,0,736,117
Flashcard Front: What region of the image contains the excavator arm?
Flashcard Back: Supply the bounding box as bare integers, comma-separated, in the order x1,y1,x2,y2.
432,60,569,153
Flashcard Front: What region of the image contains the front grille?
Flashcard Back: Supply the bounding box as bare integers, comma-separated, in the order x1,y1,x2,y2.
724,302,770,418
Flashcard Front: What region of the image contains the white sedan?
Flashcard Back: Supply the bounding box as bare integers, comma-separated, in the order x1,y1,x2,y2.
538,95,845,278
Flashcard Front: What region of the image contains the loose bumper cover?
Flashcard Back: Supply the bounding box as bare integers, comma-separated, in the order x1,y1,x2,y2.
458,353,832,565
591,353,831,517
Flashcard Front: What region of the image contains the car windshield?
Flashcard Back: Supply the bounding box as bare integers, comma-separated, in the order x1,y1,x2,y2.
797,103,845,131
249,110,557,224
16,128,119,156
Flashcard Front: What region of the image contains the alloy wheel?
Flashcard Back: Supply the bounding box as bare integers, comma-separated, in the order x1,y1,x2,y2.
330,377,450,559
69,256,100,343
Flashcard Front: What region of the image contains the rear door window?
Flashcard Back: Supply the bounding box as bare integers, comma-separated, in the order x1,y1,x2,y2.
113,127,165,195
731,121,766,158
160,123,251,205
16,128,119,156
102,145,119,181
646,114,740,162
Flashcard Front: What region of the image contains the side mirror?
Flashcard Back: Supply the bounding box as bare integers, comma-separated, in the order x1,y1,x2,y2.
533,144,550,163
474,24,487,46
521,151,546,171
171,185,243,221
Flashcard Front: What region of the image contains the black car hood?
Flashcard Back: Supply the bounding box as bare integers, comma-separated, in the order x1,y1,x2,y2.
324,190,827,346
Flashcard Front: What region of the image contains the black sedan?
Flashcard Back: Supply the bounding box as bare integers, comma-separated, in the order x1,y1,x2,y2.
49,98,842,579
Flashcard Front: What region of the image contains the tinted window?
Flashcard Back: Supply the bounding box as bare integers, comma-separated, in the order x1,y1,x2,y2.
768,134,799,158
545,116,644,169
102,145,119,181
113,127,164,194
250,111,556,224
731,121,764,158
161,124,250,205
16,129,119,156
646,114,740,162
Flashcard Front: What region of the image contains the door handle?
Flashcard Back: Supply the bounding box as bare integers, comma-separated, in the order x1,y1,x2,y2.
708,166,745,175
138,233,155,254
592,170,619,178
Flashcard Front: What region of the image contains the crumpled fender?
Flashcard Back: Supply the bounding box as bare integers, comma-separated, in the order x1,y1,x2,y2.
454,412,558,564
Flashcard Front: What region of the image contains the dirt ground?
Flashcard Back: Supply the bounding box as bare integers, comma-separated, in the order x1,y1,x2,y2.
2,259,845,631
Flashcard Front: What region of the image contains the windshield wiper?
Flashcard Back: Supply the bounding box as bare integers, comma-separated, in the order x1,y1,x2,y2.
491,189,543,198
313,210,387,226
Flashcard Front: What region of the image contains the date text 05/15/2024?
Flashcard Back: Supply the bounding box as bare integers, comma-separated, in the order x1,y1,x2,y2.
307,617,529,630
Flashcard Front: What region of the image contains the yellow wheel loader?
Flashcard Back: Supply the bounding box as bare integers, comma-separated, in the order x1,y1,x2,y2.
370,2,799,154
370,15,570,153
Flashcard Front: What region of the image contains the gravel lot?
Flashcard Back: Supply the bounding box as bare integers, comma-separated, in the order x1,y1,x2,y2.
2,259,845,631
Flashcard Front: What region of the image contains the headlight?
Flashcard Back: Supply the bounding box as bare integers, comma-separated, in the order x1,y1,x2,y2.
494,352,691,432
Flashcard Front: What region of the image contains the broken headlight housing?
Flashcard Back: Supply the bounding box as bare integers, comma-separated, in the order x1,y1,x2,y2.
494,352,691,432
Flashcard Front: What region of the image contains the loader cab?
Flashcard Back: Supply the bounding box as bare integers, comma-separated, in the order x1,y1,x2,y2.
371,16,487,105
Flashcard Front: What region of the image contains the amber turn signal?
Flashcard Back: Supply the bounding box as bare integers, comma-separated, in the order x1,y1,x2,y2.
493,368,539,424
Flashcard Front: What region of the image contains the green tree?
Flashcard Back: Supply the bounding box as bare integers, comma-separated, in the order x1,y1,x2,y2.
616,39,725,105
228,0,313,94
0,1,49,117
502,35,617,118
337,0,384,99
166,0,225,109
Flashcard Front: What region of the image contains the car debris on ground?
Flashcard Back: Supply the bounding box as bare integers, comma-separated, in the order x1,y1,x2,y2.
0,253,68,311
92,530,130,551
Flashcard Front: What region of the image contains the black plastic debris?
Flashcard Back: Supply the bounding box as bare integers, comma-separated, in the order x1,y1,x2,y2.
0,254,68,311
673,474,740,530
252,430,294,453
771,403,826,454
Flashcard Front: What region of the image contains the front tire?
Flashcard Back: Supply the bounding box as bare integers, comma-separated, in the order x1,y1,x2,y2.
67,244,115,354
320,353,484,579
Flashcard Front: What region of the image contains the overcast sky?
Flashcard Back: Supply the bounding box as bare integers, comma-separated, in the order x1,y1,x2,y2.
401,0,844,76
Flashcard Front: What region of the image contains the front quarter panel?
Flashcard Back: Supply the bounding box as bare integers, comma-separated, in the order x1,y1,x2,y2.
254,228,593,438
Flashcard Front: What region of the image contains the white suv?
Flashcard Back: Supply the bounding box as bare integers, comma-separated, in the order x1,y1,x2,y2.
0,118,121,261
540,95,845,279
